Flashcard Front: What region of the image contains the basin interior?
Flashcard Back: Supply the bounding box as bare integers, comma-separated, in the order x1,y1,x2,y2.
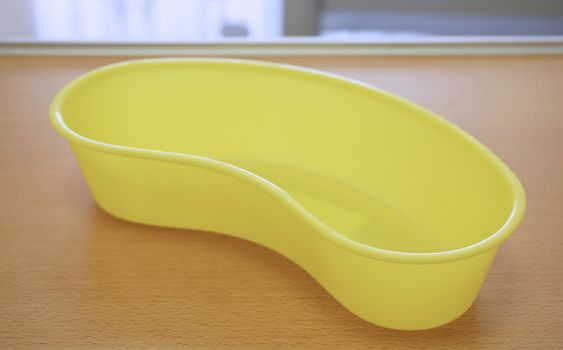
59,61,518,253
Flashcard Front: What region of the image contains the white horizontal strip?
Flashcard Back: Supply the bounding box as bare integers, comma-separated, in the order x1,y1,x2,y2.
1,37,563,56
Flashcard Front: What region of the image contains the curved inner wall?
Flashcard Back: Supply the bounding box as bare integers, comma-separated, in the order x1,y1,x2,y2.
60,61,517,253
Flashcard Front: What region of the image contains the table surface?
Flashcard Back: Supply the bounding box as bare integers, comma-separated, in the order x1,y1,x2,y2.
1,56,562,349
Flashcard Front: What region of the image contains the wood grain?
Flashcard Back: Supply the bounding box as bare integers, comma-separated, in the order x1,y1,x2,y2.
1,56,562,349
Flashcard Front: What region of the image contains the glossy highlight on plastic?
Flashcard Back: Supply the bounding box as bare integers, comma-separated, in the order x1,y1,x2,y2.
50,58,525,330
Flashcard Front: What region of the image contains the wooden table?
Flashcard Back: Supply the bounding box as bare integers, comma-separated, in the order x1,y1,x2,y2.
1,56,562,349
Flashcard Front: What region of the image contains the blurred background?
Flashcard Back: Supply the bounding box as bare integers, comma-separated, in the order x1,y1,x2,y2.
1,0,563,43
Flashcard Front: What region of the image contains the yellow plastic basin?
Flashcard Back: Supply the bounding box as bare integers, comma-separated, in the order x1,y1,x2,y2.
50,58,525,330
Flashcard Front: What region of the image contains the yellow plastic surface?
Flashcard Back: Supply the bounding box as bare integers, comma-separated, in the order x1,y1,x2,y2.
50,58,526,330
